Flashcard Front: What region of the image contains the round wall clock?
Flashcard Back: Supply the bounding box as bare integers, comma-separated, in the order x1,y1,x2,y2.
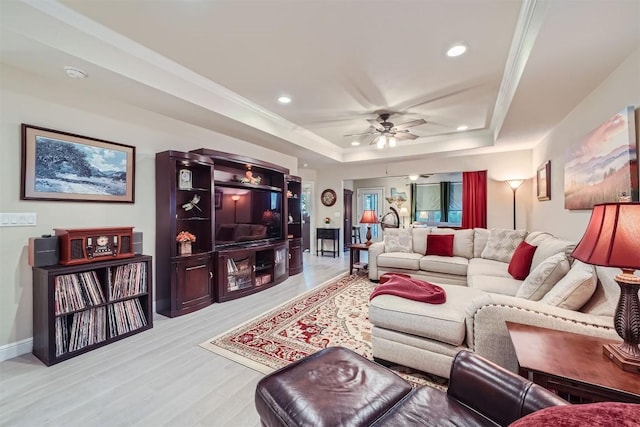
321,189,337,206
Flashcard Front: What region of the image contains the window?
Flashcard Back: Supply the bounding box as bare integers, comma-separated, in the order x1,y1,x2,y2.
414,181,462,225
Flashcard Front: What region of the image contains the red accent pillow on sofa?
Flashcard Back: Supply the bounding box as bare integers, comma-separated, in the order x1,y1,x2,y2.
508,241,537,280
425,234,454,257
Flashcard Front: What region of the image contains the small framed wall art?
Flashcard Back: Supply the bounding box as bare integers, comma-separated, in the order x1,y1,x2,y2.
21,124,135,202
537,160,551,201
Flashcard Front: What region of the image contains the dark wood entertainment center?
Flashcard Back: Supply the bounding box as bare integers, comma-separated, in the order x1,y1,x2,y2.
155,149,303,316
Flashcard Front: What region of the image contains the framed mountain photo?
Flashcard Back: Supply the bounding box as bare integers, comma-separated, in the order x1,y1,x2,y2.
21,124,135,203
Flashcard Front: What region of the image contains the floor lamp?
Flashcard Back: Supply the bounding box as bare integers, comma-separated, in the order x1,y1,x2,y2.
571,202,640,372
231,195,240,222
505,180,524,229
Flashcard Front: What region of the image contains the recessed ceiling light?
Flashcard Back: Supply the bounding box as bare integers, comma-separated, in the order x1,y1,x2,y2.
277,95,291,104
456,125,469,131
351,141,360,146
303,163,308,168
64,66,87,79
446,44,467,58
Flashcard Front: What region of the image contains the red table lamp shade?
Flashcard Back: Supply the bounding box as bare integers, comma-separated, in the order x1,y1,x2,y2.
359,210,379,225
572,202,640,373
572,202,640,269
359,210,378,245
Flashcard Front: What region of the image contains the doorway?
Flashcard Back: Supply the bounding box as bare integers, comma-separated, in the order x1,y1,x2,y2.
302,181,313,253
356,187,383,242
343,189,353,249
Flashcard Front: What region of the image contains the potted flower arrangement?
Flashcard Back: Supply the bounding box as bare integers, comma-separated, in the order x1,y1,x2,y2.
176,231,196,255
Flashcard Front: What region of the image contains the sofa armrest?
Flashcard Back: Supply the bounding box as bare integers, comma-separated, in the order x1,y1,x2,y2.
368,241,385,281
465,294,617,372
448,350,568,427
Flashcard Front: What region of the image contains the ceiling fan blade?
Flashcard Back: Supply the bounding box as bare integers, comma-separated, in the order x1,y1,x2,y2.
394,118,427,131
368,135,382,145
394,132,418,140
344,131,376,137
367,118,385,131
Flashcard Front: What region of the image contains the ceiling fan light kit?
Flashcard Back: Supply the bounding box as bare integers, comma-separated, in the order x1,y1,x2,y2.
349,112,427,149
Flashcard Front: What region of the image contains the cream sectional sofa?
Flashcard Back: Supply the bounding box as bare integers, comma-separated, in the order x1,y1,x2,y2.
367,227,620,378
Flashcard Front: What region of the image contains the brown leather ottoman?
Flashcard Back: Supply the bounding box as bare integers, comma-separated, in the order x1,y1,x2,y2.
254,346,412,427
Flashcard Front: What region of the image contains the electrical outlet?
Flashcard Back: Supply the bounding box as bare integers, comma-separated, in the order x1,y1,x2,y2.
0,213,37,227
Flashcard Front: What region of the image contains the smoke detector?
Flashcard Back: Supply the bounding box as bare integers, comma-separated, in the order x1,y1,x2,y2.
64,66,87,79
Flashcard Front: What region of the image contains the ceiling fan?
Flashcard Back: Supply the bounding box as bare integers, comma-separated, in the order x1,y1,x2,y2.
345,113,427,148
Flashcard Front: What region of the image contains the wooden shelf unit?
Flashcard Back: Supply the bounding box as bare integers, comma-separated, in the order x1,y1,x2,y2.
216,241,288,302
32,255,153,366
155,151,215,317
286,175,303,275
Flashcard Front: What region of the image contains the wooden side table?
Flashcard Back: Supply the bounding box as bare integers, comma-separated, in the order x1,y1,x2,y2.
316,227,339,258
506,322,640,403
347,243,369,275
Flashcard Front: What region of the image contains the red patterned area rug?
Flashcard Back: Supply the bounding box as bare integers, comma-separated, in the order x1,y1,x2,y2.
199,272,447,389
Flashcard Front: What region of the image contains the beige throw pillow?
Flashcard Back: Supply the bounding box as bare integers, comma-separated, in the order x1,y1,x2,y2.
542,261,597,310
516,253,570,301
383,228,413,253
481,229,527,263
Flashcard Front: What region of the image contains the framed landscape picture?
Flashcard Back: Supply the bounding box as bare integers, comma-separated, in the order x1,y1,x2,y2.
564,106,638,210
21,124,135,202
537,160,551,201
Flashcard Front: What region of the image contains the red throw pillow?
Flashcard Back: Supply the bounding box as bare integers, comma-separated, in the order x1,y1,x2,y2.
508,241,537,280
425,234,454,257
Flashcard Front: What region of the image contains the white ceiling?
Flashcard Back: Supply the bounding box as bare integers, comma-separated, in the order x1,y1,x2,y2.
1,0,639,168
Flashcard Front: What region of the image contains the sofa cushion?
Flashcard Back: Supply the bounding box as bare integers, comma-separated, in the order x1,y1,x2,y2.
467,258,511,279
384,228,413,253
580,266,620,316
530,237,575,270
467,275,522,296
411,227,431,255
432,228,475,259
481,229,527,263
508,241,537,280
369,284,488,346
542,261,597,310
425,234,454,256
377,252,423,271
516,253,570,301
473,228,490,258
524,231,554,246
420,256,469,276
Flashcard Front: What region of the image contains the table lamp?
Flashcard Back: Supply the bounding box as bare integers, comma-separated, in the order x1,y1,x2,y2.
571,202,640,372
359,210,378,245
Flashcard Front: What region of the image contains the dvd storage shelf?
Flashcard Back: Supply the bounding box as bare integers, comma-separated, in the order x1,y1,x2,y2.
216,241,288,302
32,255,153,366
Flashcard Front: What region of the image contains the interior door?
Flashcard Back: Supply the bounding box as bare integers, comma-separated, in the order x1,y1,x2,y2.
343,189,353,249
356,187,383,241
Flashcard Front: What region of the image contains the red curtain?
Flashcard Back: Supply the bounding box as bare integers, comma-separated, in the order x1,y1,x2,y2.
462,171,487,229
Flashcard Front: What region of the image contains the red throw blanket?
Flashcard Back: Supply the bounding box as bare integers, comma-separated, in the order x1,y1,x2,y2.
370,275,446,304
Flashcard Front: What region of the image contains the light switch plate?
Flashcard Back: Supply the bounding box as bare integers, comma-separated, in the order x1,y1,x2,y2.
0,213,37,227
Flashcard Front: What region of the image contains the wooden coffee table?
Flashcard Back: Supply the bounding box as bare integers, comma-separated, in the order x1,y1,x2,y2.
506,322,640,403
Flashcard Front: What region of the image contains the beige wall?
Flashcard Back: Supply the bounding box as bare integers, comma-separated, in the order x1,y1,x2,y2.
531,48,640,240
0,65,297,355
315,150,534,250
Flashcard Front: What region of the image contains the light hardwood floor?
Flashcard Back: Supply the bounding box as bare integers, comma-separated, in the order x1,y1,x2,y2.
0,252,351,427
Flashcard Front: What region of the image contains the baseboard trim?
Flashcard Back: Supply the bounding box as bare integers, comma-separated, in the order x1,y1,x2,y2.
0,338,33,362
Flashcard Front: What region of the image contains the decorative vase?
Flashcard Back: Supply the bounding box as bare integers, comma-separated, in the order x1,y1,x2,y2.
180,241,192,255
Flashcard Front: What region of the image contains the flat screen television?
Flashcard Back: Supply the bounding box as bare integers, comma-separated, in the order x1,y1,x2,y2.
214,185,283,248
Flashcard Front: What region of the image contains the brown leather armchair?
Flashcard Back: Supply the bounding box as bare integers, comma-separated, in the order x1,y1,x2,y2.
255,347,567,426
